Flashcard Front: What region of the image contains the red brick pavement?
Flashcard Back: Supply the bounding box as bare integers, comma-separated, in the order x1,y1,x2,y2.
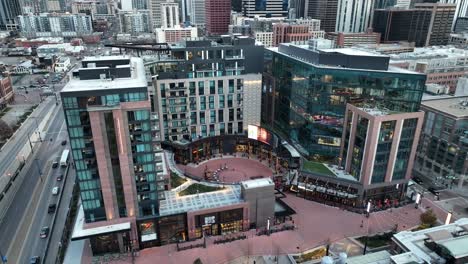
113,194,450,264
177,158,273,183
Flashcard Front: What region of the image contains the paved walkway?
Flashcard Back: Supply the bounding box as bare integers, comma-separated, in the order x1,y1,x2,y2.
95,193,450,264
177,157,273,184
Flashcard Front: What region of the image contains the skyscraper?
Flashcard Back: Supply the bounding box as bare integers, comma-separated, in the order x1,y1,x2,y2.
335,0,374,33
161,0,180,28
0,0,22,30
189,0,205,27
241,0,289,17
205,0,230,35
304,0,338,32
61,56,166,253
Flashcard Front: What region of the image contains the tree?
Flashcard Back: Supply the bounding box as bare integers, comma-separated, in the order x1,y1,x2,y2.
0,119,13,141
420,209,437,227
194,258,203,264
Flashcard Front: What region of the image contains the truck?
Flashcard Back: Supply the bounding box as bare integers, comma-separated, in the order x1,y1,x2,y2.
60,149,69,167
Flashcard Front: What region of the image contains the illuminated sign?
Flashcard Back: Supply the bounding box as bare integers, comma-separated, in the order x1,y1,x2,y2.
205,216,216,225
247,125,278,147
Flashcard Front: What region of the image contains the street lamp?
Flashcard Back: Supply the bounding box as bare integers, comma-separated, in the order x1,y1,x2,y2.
445,211,453,225
415,193,421,209
366,200,372,218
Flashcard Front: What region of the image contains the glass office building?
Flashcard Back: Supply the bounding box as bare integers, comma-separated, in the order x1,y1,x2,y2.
262,42,427,162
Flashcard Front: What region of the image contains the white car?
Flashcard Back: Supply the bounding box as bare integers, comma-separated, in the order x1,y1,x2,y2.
52,186,60,195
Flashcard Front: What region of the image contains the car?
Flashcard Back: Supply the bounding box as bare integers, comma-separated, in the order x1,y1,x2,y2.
57,174,63,181
428,186,444,195
30,256,41,264
52,160,59,168
40,226,49,238
52,186,59,195
412,176,423,184
48,204,56,213
61,140,67,145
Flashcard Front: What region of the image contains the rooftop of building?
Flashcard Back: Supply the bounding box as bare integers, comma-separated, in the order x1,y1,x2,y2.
270,43,422,75
168,35,258,49
393,218,468,263
390,46,468,61
421,96,468,118
159,184,243,216
62,56,147,93
346,250,392,264
241,178,274,190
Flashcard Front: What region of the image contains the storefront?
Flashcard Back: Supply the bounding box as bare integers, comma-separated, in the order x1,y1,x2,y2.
187,205,250,240
137,213,188,248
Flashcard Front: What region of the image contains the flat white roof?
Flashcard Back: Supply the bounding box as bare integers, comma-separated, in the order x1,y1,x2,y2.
159,185,243,216
390,252,424,264
321,47,388,57
347,250,391,264
241,178,274,189
62,57,147,92
438,236,468,258
71,205,131,240
282,141,301,158
83,55,130,62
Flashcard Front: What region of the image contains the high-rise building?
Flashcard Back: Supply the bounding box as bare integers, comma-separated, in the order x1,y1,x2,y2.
304,0,338,32
335,0,374,33
17,13,94,38
339,104,424,189
241,0,288,17
149,0,167,28
146,36,264,142
439,0,468,29
272,22,325,47
61,56,166,253
119,10,152,34
133,0,150,9
262,40,426,162
205,0,230,35
187,0,205,27
0,0,22,30
289,0,306,19
454,16,468,32
154,25,197,42
373,3,456,47
161,0,180,28
413,96,468,188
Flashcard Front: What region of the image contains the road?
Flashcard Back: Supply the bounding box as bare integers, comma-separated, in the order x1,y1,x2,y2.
0,105,67,263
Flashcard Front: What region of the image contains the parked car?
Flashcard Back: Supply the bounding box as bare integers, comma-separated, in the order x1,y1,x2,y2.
412,176,423,184
61,140,67,145
428,185,444,195
30,256,41,264
52,186,59,195
48,204,56,214
52,157,60,168
57,175,63,181
40,226,49,238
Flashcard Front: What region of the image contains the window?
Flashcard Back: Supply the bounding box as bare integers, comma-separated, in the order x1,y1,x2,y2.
210,81,215,94
228,79,234,93
101,94,120,106
219,95,225,108
218,109,224,122
209,96,215,109
63,97,78,108
210,110,216,123
198,81,204,95
218,80,223,94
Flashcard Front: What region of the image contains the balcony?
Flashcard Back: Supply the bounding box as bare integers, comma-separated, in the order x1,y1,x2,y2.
150,113,159,120
225,55,244,60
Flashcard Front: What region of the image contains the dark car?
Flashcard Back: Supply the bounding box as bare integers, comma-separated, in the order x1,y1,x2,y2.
57,175,63,181
30,256,41,264
61,140,67,145
428,186,444,195
48,204,56,214
412,176,423,184
40,226,49,238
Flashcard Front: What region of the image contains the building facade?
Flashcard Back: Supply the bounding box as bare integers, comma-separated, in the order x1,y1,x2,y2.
0,0,22,30
262,41,427,162
389,47,468,94
335,0,374,33
304,0,338,32
373,4,456,47
241,0,288,18
17,13,93,38
61,56,166,254
272,23,324,47
146,36,264,142
454,16,468,32
188,0,205,27
205,0,230,35
325,31,381,48
160,0,180,28
119,10,152,35
413,96,468,188
0,76,14,110
154,26,197,42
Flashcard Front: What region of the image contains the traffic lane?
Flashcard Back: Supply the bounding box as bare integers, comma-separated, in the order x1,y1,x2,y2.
20,162,64,264
24,165,65,263
45,168,76,262
0,110,65,250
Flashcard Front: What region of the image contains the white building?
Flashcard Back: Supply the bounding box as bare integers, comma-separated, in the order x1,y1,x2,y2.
335,0,374,33
149,0,167,28
254,32,273,47
449,33,468,46
154,25,197,43
119,10,152,34
160,0,180,28
54,56,71,72
439,0,468,29
17,13,93,38
295,18,321,33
